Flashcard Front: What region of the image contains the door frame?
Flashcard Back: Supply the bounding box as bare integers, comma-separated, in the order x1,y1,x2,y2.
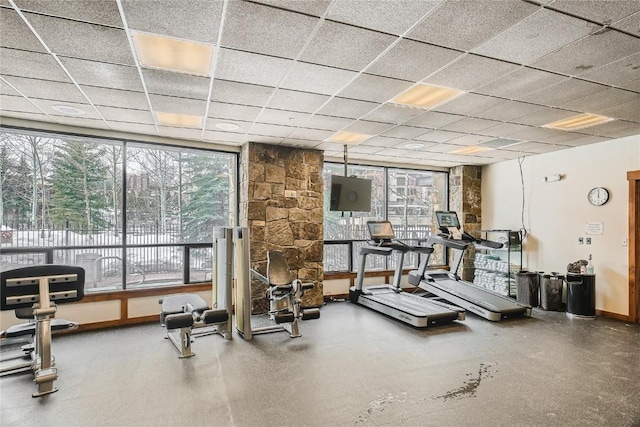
628,170,640,323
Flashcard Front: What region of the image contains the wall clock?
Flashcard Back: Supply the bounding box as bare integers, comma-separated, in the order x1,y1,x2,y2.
587,187,610,206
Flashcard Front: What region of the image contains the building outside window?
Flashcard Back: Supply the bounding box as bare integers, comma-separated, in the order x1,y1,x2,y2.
322,163,447,272
0,129,236,291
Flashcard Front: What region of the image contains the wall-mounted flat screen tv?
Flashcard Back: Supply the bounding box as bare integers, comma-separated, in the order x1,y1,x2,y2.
329,175,372,212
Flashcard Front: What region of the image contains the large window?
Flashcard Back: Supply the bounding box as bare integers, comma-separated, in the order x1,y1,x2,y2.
323,163,447,272
0,129,236,291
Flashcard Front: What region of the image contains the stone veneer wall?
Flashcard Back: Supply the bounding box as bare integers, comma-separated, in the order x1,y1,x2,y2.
449,165,482,281
239,142,324,313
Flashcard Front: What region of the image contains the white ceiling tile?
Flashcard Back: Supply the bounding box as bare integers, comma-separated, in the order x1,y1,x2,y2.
561,87,640,115
327,0,440,35
440,117,500,134
267,89,330,113
142,68,211,100
408,0,539,50
476,67,568,99
381,125,429,139
1,8,47,52
511,107,580,126
60,57,144,92
360,103,424,124
586,120,640,138
424,54,520,91
121,0,223,44
202,130,248,144
216,49,292,87
433,93,504,116
210,80,275,107
14,0,123,27
256,109,311,127
83,86,150,110
1,48,70,82
304,114,353,131
404,111,464,129
96,106,154,125
157,126,202,141
208,102,262,122
472,9,598,64
532,31,640,76
316,97,377,119
579,52,640,89
280,62,358,95
0,94,44,114
2,75,86,103
221,1,318,59
504,141,566,153
550,0,640,25
1,110,53,123
287,128,334,141
300,21,396,71
342,120,393,135
612,10,640,36
205,118,253,133
481,122,535,138
24,12,135,64
32,98,100,119
367,39,463,81
148,94,206,116
249,123,295,138
251,0,332,17
448,134,494,146
414,130,466,143
474,100,546,122
338,74,414,103
519,79,609,107
52,115,109,130
362,135,404,147
600,99,640,122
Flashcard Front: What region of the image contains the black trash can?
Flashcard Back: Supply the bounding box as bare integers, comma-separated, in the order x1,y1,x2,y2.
566,273,596,318
540,273,564,311
516,271,539,307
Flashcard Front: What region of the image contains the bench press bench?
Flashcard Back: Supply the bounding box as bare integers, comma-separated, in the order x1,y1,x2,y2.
159,293,230,358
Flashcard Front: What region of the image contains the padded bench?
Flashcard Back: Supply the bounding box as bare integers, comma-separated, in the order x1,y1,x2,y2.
159,293,230,358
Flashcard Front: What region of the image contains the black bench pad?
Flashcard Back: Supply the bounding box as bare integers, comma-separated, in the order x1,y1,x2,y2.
1,319,78,339
161,294,209,315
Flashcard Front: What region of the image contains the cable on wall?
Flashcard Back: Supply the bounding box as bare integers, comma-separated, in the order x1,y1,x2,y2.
518,156,528,242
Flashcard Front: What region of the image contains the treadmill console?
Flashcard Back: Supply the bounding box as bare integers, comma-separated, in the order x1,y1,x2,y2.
367,221,395,245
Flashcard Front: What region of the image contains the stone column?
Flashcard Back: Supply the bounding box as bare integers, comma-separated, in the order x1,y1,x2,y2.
449,165,482,281
238,143,324,313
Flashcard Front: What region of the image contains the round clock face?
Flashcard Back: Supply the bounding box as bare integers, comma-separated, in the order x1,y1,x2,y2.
588,187,610,206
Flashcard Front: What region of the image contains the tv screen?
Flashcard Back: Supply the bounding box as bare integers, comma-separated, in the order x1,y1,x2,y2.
329,175,372,212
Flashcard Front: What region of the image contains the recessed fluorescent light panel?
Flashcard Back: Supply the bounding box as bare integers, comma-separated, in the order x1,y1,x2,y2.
214,122,240,131
132,31,213,76
403,143,424,149
449,146,493,155
390,83,465,109
156,112,203,128
327,131,372,145
543,113,613,131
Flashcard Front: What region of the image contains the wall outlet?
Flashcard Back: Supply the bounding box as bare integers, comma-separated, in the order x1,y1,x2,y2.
586,237,591,245
622,238,628,246
578,237,584,245
284,190,297,198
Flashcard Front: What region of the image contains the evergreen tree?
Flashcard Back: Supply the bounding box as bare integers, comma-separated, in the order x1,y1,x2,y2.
180,153,231,242
49,140,109,231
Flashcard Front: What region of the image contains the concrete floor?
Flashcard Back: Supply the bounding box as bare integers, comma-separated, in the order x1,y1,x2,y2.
1,301,639,427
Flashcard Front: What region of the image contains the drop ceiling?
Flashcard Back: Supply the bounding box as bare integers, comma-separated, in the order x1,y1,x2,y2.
1,0,639,168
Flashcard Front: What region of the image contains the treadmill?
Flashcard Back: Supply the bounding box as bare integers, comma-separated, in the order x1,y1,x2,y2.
349,220,465,327
408,211,531,321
